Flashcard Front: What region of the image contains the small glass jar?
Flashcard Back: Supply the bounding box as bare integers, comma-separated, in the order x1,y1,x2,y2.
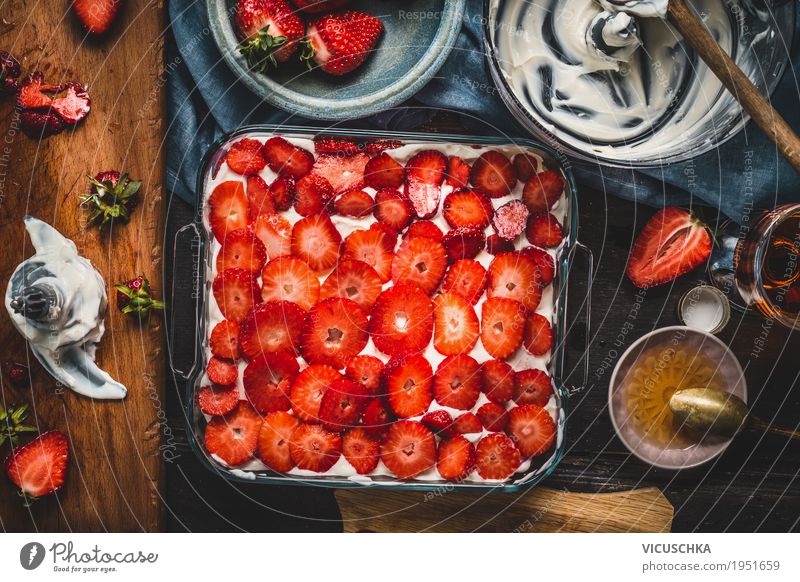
677,285,731,335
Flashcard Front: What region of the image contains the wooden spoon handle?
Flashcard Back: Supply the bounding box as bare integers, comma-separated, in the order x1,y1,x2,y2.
749,417,800,441
666,0,800,174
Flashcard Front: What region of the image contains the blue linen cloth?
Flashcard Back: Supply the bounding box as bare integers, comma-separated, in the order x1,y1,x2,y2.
166,0,800,222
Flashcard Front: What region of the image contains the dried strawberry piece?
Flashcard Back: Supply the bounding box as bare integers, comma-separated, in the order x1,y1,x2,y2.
0,51,21,94
16,72,91,138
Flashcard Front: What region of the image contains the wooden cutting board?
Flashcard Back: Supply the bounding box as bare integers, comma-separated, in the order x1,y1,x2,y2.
0,2,165,531
336,487,674,532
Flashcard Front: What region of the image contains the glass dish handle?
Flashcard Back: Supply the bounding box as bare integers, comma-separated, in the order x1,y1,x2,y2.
561,240,593,398
169,223,202,381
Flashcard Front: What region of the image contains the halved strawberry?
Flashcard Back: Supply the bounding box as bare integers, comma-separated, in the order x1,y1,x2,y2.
5,430,69,500
342,427,381,474
437,435,476,481
470,151,516,198
289,423,342,472
257,411,300,472
480,359,516,404
441,259,487,305
216,229,268,273
198,384,239,416
261,256,320,311
238,300,305,358
522,171,563,214
369,285,434,357
291,213,342,272
433,354,481,410
312,152,369,194
294,173,334,216
626,206,712,288
480,297,526,359
242,351,299,413
384,354,434,418
486,234,514,256
208,181,249,242
433,293,479,355
422,410,455,438
210,320,241,359
304,11,384,76
380,420,436,478
441,226,486,262
507,404,556,457
270,174,295,211
526,213,563,248
246,174,276,218
290,364,340,422
207,355,238,386
475,433,521,479
226,138,267,175
493,200,530,242
514,369,553,406
487,252,543,311
524,313,553,356
334,189,373,218
444,155,471,189
364,152,404,189
204,402,261,466
443,190,494,229
300,298,369,370
477,402,508,432
512,153,538,182
319,259,382,313
345,354,384,396
318,378,369,431
451,412,483,435
405,150,447,218
373,189,413,232
405,221,443,242
520,246,555,286
212,268,262,323
362,399,394,437
254,213,293,260
391,236,448,295
342,227,395,283
263,136,314,178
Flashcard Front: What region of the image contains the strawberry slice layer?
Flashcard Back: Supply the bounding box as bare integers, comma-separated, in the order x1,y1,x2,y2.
380,420,436,479
369,285,434,357
205,402,261,467
300,298,369,370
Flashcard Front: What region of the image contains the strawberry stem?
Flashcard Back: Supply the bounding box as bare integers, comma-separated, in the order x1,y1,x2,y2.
300,39,315,71
238,25,287,73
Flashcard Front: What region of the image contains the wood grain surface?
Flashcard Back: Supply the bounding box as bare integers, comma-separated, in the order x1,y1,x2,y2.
0,1,166,532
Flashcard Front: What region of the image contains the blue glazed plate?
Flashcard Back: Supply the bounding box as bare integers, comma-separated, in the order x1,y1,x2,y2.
207,0,466,120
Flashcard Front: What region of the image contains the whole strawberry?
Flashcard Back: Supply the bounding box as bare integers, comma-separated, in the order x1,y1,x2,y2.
237,0,306,72
81,170,141,226
115,275,165,316
303,11,384,76
291,0,351,13
73,0,122,35
0,51,21,95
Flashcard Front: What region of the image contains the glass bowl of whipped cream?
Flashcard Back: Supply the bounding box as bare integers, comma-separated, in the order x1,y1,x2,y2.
484,0,795,167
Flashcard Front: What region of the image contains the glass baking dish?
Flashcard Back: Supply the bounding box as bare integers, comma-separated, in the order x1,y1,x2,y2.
170,125,591,492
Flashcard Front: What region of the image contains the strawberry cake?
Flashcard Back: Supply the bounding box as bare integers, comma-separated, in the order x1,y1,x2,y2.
197,131,569,485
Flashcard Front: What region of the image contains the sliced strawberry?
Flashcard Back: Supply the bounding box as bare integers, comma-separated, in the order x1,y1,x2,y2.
444,156,471,189
493,200,529,242
391,236,448,295
246,174,276,218
207,355,238,386
318,378,369,431
441,226,485,262
441,259,487,305
380,420,436,478
257,411,300,472
443,190,494,229
263,136,314,178
294,173,334,216
475,433,521,480
514,369,553,406
362,399,394,437
226,138,267,175
405,150,447,218
369,285,434,357
477,402,509,432
370,221,398,250
242,351,299,413
480,359,516,404
373,189,413,232
210,320,241,359
260,256,320,311
300,298,369,370
290,364,340,423
452,412,483,435
470,151,516,198
512,153,539,182
626,206,712,288
5,430,69,499
433,293,479,356
212,268,262,323
437,435,476,481
319,259,382,313
342,427,381,474
198,384,239,416
342,227,395,283
204,402,261,466
270,174,295,211
345,354,384,396
433,354,481,410
208,181,249,242
522,171,563,214
520,246,555,286
289,423,342,472
291,213,342,272
486,234,515,256
524,313,553,356
422,410,456,438
254,213,293,260
487,252,543,311
365,139,403,154
384,354,434,418
481,297,526,359
526,213,563,248
507,404,556,457
335,189,373,218
405,221,443,242
364,152,404,189
312,152,369,194
238,300,305,358
314,136,360,155
216,229,267,273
